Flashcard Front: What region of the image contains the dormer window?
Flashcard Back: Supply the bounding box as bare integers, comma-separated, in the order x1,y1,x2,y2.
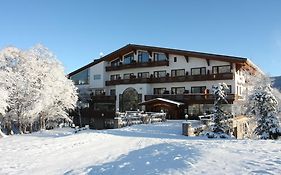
154,53,167,61
138,51,149,63
123,53,134,65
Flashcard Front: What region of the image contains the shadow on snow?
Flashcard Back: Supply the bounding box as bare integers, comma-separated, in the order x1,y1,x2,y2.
97,120,210,141
64,142,200,175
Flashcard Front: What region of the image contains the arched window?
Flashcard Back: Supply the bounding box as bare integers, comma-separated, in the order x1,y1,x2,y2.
119,87,142,112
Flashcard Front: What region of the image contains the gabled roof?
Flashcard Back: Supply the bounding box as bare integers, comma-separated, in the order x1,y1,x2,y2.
68,44,253,77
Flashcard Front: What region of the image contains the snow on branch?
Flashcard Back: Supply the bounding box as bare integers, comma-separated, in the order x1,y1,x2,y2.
0,45,78,134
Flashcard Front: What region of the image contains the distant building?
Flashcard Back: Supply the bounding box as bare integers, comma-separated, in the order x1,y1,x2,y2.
68,44,262,129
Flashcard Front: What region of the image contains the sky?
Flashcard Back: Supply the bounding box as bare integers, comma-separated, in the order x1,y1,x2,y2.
0,0,281,76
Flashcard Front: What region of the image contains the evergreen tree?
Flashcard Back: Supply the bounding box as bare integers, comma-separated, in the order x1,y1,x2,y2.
248,77,280,139
207,83,231,138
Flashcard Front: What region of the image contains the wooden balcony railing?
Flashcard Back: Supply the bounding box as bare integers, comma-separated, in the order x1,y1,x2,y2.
144,93,238,104
106,73,234,86
105,60,169,71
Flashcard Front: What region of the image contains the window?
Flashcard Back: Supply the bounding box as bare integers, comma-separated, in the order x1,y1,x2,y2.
138,72,149,78
191,86,206,93
171,87,185,94
123,73,134,79
191,67,206,75
93,74,101,80
110,74,120,80
171,69,185,77
95,89,104,95
111,58,121,67
110,89,116,96
154,53,167,61
188,104,213,117
154,88,166,94
123,53,134,65
174,57,177,62
138,51,150,63
212,65,231,74
154,70,166,78
70,68,89,85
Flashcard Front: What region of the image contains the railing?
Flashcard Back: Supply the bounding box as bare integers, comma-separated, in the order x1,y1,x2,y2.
113,111,167,128
145,94,237,103
105,60,169,71
106,73,234,86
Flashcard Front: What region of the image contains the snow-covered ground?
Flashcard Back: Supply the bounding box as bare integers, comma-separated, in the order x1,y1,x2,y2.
1,120,281,175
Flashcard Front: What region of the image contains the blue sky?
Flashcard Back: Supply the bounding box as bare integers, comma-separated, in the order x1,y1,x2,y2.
0,0,281,76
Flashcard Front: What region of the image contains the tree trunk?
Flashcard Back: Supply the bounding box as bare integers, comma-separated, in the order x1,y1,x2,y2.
6,121,12,135
18,116,23,134
39,114,46,130
29,122,33,133
22,124,27,134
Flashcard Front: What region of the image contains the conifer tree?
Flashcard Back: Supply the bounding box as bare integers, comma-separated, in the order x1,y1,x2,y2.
207,83,231,138
248,77,280,139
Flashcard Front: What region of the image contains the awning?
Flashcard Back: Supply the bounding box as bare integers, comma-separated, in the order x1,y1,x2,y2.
139,98,184,107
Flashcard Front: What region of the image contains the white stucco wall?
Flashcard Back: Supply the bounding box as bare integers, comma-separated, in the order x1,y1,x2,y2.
89,61,106,89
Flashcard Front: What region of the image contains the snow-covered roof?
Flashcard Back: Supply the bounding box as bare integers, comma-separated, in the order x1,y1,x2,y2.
139,98,184,107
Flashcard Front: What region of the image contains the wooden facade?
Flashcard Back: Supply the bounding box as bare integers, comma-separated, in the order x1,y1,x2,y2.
106,73,234,86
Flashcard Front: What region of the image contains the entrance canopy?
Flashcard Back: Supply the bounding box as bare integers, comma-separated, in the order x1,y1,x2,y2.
139,98,184,107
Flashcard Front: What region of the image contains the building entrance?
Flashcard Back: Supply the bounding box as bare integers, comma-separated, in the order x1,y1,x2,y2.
119,87,142,112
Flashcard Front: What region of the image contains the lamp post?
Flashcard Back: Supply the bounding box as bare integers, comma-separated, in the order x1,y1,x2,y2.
185,114,189,121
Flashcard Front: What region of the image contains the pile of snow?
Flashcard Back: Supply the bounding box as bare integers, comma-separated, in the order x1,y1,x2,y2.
0,120,281,175
0,130,7,138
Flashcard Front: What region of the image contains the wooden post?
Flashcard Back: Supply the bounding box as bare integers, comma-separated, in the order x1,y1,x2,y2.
114,118,122,128
182,122,194,136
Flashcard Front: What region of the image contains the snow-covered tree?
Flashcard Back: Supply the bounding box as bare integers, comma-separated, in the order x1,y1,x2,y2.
0,86,9,115
207,83,232,138
0,45,78,134
247,76,280,139
28,45,78,130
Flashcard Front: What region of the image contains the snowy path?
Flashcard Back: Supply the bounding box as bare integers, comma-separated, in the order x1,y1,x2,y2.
1,121,281,175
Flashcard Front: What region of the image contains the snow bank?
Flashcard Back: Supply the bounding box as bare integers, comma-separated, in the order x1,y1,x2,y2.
0,130,7,138
0,120,281,175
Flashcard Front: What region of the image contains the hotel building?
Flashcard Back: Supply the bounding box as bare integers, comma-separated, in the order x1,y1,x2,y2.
69,44,260,125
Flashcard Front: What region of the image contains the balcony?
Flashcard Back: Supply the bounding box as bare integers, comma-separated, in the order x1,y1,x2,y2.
145,93,238,104
91,95,116,103
106,73,234,86
106,60,169,71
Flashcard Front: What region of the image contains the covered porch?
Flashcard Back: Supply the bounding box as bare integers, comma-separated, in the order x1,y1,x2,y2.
139,98,186,119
